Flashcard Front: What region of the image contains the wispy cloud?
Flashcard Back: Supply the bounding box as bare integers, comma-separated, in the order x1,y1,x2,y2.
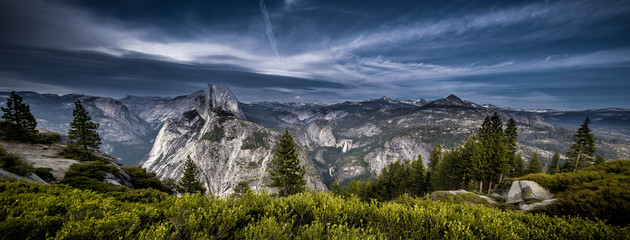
259,0,279,57
1,0,629,109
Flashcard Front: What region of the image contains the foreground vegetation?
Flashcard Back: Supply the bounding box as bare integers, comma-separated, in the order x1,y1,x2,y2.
521,159,630,225
1,181,628,240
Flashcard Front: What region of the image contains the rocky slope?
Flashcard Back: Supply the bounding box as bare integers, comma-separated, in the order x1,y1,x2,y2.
0,92,154,165
141,84,327,195
0,137,133,187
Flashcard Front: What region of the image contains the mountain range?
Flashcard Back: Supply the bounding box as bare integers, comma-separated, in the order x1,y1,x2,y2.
2,85,629,195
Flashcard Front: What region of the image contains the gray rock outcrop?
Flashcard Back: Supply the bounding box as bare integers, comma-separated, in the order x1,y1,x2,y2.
506,180,553,204
141,85,327,196
519,199,557,211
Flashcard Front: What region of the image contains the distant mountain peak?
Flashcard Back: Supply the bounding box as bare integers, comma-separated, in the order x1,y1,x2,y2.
424,94,473,108
446,94,461,101
200,84,246,119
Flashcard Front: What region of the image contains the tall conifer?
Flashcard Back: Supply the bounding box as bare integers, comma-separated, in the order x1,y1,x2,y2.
268,130,306,197
527,153,542,174
68,100,101,153
476,113,506,193
549,153,561,174
177,156,206,194
1,91,38,141
504,118,519,177
567,118,596,172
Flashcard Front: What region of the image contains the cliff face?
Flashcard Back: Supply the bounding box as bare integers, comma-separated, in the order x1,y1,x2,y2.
7,87,630,194
141,84,326,196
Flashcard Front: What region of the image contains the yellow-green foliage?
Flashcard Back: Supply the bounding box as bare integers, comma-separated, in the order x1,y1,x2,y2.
1,181,628,239
521,159,630,225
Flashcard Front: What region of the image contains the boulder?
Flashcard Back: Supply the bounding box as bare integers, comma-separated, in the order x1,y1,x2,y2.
430,189,469,200
506,180,553,204
519,199,557,211
430,190,497,204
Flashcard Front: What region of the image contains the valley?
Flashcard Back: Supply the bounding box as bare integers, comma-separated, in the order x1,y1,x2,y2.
2,85,630,195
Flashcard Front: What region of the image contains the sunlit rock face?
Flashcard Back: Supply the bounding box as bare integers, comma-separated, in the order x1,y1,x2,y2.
142,84,326,196
9,87,630,192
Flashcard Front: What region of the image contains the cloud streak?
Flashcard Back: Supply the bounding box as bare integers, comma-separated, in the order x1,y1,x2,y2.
259,0,279,57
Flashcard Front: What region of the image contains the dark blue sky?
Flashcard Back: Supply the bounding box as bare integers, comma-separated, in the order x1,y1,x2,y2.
1,0,629,109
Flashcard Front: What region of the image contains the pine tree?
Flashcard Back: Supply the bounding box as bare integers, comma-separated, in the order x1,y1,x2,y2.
549,153,561,174
426,144,442,192
1,91,38,141
410,154,426,196
177,156,206,194
567,118,596,172
504,118,519,177
268,130,306,197
477,113,506,193
527,153,542,174
68,100,101,154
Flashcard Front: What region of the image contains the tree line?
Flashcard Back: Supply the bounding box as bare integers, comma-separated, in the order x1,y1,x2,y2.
331,113,600,201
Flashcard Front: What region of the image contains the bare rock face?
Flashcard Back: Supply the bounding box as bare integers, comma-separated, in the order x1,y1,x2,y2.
519,199,556,211
203,84,245,119
306,119,336,147
364,137,431,175
506,180,553,204
141,86,326,196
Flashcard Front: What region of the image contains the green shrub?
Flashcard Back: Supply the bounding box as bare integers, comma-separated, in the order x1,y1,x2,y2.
520,173,556,189
103,188,169,203
524,159,630,225
123,166,171,193
33,167,55,182
59,144,106,162
62,161,118,181
0,181,628,239
37,132,61,144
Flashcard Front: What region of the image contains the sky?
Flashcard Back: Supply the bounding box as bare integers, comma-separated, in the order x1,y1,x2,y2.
1,0,629,110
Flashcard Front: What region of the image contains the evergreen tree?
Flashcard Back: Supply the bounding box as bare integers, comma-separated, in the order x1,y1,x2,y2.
410,154,426,196
527,153,542,174
426,144,442,191
549,153,561,174
268,130,306,197
68,100,101,154
177,156,206,194
476,113,506,193
567,118,596,172
504,118,519,177
1,91,38,141
513,153,525,177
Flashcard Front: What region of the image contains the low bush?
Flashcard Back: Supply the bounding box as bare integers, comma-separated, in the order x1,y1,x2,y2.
1,181,628,239
59,144,106,162
123,166,171,193
523,159,630,225
33,167,54,182
36,132,61,144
